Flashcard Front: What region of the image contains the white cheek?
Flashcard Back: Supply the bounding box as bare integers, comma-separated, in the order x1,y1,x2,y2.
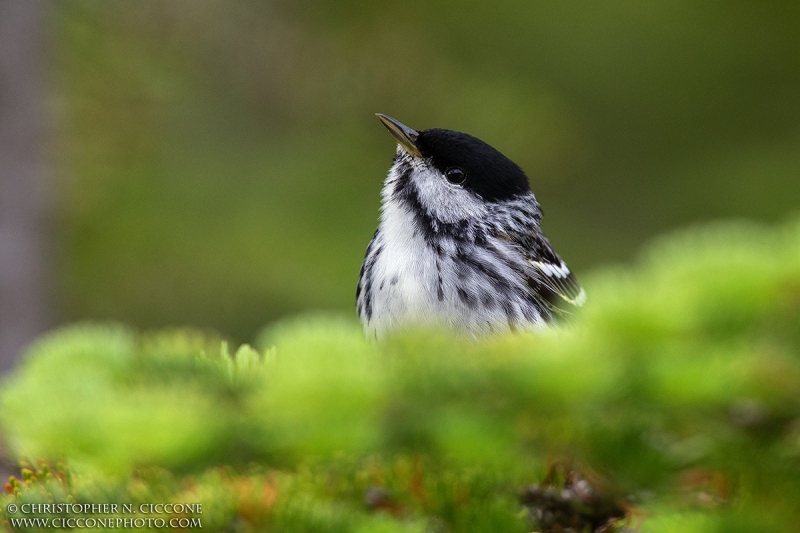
413,168,487,223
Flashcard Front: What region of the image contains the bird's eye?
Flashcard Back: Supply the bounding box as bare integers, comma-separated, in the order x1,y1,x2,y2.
445,167,466,184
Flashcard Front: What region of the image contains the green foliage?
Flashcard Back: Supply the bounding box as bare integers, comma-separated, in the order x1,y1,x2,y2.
52,1,800,341
2,218,800,531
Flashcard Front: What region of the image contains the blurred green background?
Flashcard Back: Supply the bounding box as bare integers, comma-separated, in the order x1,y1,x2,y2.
51,0,800,342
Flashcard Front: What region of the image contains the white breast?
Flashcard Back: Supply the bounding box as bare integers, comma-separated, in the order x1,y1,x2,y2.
365,201,548,338
366,200,442,336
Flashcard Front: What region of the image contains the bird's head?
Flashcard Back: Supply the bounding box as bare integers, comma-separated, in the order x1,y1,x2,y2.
376,114,538,225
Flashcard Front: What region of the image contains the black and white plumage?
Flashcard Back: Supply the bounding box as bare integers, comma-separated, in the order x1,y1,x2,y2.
356,114,586,337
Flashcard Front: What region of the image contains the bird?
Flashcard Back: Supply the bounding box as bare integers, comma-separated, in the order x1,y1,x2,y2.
356,114,586,338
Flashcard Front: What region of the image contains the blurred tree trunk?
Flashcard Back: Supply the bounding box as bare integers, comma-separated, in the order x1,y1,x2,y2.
0,0,49,372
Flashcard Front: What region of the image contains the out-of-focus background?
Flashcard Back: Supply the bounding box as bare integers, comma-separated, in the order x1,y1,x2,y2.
2,0,799,367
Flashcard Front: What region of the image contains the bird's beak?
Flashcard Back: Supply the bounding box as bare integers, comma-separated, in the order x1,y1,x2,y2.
376,113,422,157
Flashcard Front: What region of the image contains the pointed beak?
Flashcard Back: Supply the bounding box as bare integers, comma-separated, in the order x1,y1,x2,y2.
376,113,422,157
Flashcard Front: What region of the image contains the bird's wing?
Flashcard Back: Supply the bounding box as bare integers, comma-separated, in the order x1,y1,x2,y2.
498,230,586,318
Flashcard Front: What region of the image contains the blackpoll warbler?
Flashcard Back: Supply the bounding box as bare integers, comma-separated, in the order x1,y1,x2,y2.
357,114,585,337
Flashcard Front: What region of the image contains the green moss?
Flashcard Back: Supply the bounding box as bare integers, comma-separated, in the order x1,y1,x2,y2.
2,218,800,531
